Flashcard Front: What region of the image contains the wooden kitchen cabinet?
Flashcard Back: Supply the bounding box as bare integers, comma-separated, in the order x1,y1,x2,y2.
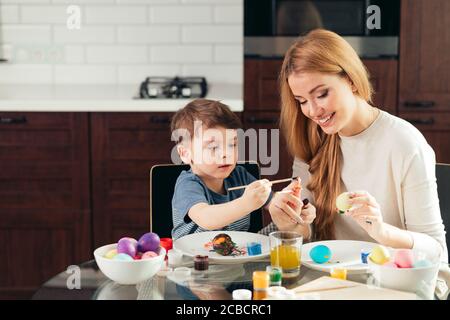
90,113,175,248
398,0,450,163
363,59,398,115
0,112,91,299
244,59,283,112
245,58,398,114
399,0,450,112
399,112,450,164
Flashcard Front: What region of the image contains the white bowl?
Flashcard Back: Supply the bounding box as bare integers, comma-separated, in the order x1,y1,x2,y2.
368,249,440,298
94,244,165,285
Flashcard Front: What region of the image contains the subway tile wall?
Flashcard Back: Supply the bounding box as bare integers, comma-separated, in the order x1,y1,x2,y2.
0,0,243,84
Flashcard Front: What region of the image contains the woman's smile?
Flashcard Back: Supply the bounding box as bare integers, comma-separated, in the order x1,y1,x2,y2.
315,112,336,127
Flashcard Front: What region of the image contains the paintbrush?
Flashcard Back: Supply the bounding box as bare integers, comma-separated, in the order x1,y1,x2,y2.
227,176,299,191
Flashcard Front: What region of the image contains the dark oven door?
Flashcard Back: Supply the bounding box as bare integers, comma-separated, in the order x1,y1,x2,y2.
245,0,399,37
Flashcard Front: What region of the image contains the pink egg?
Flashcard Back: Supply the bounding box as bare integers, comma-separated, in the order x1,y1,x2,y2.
142,251,158,259
383,261,398,268
394,249,414,268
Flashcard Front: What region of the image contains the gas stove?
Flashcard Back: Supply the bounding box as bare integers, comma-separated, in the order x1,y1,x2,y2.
138,76,208,99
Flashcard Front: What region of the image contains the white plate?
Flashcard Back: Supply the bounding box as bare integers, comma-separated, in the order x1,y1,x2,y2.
301,240,377,274
173,231,270,264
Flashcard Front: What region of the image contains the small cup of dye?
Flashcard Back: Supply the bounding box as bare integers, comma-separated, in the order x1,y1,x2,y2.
330,267,347,280
246,241,262,256
167,249,183,267
266,265,282,286
361,248,371,264
194,255,209,271
232,289,252,300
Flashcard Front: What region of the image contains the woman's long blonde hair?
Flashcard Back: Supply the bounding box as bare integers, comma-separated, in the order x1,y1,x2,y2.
279,29,373,240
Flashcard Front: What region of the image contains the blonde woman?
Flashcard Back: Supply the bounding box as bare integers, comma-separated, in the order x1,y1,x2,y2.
267,29,448,262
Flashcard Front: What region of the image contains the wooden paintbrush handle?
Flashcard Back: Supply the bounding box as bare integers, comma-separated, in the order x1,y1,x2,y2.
227,176,296,191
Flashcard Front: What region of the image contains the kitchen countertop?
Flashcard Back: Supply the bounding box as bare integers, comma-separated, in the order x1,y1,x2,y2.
0,83,243,112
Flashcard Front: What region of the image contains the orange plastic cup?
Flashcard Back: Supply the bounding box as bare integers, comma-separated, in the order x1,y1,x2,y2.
330,267,347,280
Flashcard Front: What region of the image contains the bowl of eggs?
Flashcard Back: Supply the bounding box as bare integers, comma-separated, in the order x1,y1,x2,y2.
94,232,165,285
367,245,440,298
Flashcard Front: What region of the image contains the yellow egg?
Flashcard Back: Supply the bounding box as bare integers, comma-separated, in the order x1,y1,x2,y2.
105,249,118,259
369,245,390,265
336,192,352,214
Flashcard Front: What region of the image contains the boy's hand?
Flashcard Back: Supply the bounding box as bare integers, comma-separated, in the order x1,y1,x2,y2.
241,179,272,212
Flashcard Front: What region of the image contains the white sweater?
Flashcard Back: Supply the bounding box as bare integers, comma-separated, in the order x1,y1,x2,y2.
293,110,448,262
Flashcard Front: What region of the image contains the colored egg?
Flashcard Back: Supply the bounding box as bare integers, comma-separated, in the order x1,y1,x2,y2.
383,261,398,268
369,245,390,265
336,192,352,214
122,237,138,245
142,251,158,259
138,232,160,253
134,252,143,260
113,253,134,261
117,237,138,257
413,259,433,268
309,245,332,264
104,249,118,259
393,249,414,268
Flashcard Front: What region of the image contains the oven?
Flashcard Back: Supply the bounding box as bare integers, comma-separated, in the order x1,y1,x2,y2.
244,0,400,58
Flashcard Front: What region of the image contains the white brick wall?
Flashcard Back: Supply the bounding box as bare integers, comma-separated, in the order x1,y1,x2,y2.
214,5,242,24
150,45,212,63
150,6,212,24
0,5,20,23
182,25,242,43
117,26,180,44
0,64,52,83
0,0,243,85
86,6,147,25
21,6,68,23
214,45,243,63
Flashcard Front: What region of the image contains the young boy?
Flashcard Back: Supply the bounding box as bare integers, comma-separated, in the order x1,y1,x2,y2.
170,99,273,239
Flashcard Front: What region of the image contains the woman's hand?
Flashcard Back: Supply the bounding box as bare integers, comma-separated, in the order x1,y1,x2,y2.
269,181,302,231
344,190,386,241
300,202,316,225
269,179,315,231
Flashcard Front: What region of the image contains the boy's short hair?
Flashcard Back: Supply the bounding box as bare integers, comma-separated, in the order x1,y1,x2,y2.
171,99,242,144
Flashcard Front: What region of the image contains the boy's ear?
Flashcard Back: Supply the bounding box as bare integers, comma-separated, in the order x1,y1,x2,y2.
177,144,191,164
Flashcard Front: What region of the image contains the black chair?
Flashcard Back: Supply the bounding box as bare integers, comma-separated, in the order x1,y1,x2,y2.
436,163,450,257
149,161,263,238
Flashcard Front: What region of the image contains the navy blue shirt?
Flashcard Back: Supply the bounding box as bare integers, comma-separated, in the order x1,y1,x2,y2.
171,165,270,239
